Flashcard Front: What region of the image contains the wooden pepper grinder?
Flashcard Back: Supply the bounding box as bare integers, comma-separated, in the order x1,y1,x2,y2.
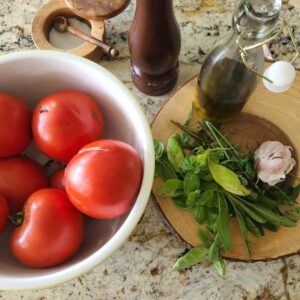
128,0,181,96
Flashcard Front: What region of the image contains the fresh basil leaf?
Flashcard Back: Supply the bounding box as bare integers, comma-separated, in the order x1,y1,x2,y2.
200,173,213,181
181,156,204,174
181,157,195,174
157,187,182,198
167,135,185,172
184,173,200,194
173,195,189,209
197,151,208,165
208,160,250,196
155,159,178,181
165,179,183,190
154,139,164,160
172,247,208,271
206,210,219,225
194,146,205,155
208,150,223,163
193,206,207,224
157,179,183,197
201,181,219,192
198,190,215,206
213,254,225,276
178,132,191,146
187,190,201,207
216,194,231,251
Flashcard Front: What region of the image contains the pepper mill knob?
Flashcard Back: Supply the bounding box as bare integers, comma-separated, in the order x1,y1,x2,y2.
128,0,181,96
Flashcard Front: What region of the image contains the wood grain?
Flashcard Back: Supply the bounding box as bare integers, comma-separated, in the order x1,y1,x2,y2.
31,0,105,62
152,69,300,261
65,0,131,20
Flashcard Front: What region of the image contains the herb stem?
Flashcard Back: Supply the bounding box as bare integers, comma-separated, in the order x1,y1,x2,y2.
205,121,240,160
171,120,203,144
204,122,230,160
289,173,300,182
183,105,194,128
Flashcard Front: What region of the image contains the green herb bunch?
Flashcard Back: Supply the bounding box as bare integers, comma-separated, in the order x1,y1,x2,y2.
154,118,300,276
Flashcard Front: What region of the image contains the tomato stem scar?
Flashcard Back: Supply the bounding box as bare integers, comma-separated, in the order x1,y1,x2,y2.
39,106,49,113
9,212,24,227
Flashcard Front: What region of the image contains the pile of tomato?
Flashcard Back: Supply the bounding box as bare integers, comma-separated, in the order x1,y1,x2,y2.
0,90,143,268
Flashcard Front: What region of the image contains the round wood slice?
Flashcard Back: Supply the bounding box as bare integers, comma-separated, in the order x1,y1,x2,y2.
65,0,131,20
152,69,300,261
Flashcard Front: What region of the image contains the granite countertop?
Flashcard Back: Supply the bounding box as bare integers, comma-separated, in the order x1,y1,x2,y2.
1,0,300,299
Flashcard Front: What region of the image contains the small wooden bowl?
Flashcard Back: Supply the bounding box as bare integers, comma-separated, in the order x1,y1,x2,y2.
32,0,106,62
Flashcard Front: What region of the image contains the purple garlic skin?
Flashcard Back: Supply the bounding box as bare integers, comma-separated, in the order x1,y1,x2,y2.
254,141,296,186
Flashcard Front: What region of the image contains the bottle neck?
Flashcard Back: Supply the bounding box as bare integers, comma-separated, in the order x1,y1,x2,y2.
219,29,264,72
233,0,281,39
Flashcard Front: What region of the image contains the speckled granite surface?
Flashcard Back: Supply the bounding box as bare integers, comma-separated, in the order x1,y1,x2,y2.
1,0,300,299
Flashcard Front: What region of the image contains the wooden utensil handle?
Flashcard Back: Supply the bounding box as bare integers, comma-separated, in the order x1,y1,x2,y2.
67,26,119,58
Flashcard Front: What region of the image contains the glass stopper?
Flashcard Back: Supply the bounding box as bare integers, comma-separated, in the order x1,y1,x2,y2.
234,0,282,38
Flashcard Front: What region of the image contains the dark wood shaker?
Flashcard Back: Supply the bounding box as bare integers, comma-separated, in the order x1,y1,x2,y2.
128,0,181,96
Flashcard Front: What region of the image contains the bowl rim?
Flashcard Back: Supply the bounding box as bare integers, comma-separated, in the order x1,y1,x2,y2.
0,50,155,291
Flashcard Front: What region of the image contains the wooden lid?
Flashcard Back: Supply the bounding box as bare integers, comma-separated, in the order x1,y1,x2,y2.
65,0,131,20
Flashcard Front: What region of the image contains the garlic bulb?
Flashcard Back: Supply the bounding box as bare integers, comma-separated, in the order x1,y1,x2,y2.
254,141,296,186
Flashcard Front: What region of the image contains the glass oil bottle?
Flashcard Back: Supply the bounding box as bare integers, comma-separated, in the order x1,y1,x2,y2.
194,0,282,122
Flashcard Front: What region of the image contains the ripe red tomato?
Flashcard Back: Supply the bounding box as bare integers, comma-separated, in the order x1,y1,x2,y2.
0,194,9,233
0,93,31,158
50,168,65,190
10,189,83,268
65,140,143,219
32,90,103,163
0,157,48,214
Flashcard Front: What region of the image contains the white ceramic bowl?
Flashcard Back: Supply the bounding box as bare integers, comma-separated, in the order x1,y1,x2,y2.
0,50,154,290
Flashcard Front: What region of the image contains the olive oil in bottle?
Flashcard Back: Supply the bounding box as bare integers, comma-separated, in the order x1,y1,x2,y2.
194,0,282,122
194,57,258,122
